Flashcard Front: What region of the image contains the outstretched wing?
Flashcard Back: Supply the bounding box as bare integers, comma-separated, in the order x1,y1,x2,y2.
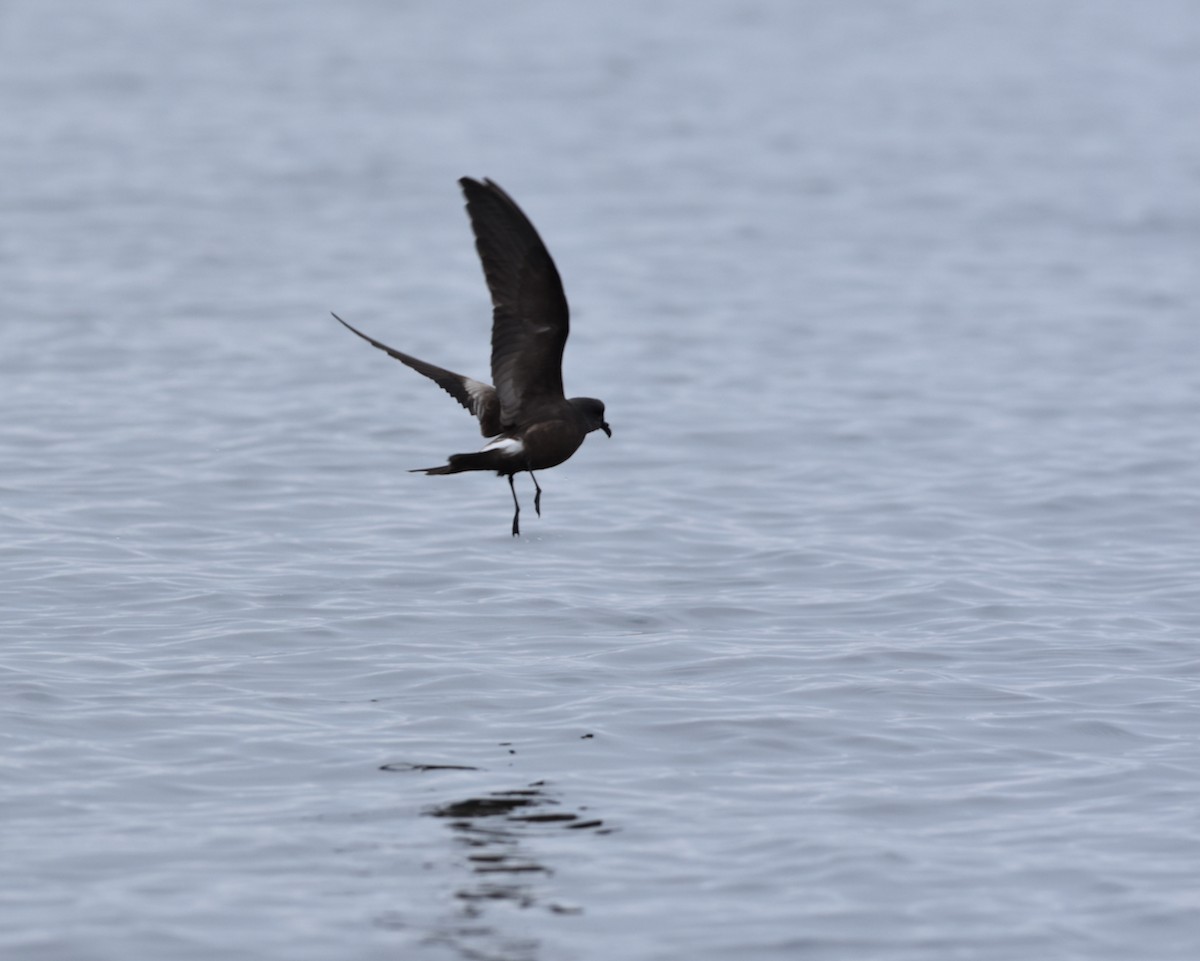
459,178,569,427
332,313,500,436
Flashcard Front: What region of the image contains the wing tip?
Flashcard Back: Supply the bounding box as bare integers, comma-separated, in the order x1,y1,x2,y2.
459,176,515,207
331,310,371,344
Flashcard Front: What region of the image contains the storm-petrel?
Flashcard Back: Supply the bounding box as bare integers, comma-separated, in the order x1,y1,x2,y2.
334,177,610,536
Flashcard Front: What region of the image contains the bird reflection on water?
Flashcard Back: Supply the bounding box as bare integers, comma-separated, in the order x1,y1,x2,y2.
377,760,608,961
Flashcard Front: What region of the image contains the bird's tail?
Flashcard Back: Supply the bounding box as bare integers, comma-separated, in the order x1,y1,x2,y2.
409,450,509,475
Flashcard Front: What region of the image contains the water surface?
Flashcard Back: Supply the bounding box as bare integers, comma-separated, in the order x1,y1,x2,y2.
4,2,1200,959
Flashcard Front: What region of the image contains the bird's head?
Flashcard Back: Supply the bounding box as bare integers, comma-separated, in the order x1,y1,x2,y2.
571,397,611,438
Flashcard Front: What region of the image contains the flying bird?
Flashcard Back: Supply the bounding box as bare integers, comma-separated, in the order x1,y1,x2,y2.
334,177,610,536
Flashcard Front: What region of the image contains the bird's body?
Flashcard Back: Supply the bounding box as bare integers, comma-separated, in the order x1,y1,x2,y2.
334,177,610,535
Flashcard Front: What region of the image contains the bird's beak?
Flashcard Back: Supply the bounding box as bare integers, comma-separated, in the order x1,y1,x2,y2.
601,423,612,438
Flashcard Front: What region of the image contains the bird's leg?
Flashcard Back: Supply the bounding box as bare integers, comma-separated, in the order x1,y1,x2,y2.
508,473,521,537
530,471,543,517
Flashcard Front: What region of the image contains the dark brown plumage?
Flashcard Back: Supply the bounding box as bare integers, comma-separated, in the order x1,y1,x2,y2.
334,177,610,536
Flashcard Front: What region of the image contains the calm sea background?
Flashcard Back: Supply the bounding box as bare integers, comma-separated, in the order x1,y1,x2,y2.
4,2,1200,959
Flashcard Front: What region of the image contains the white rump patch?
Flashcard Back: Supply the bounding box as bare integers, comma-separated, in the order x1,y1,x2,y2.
482,436,524,454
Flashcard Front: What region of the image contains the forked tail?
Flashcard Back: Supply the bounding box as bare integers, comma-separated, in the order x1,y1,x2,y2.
409,450,510,475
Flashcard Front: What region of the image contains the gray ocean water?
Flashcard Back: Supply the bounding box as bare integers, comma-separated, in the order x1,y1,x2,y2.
4,2,1200,959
